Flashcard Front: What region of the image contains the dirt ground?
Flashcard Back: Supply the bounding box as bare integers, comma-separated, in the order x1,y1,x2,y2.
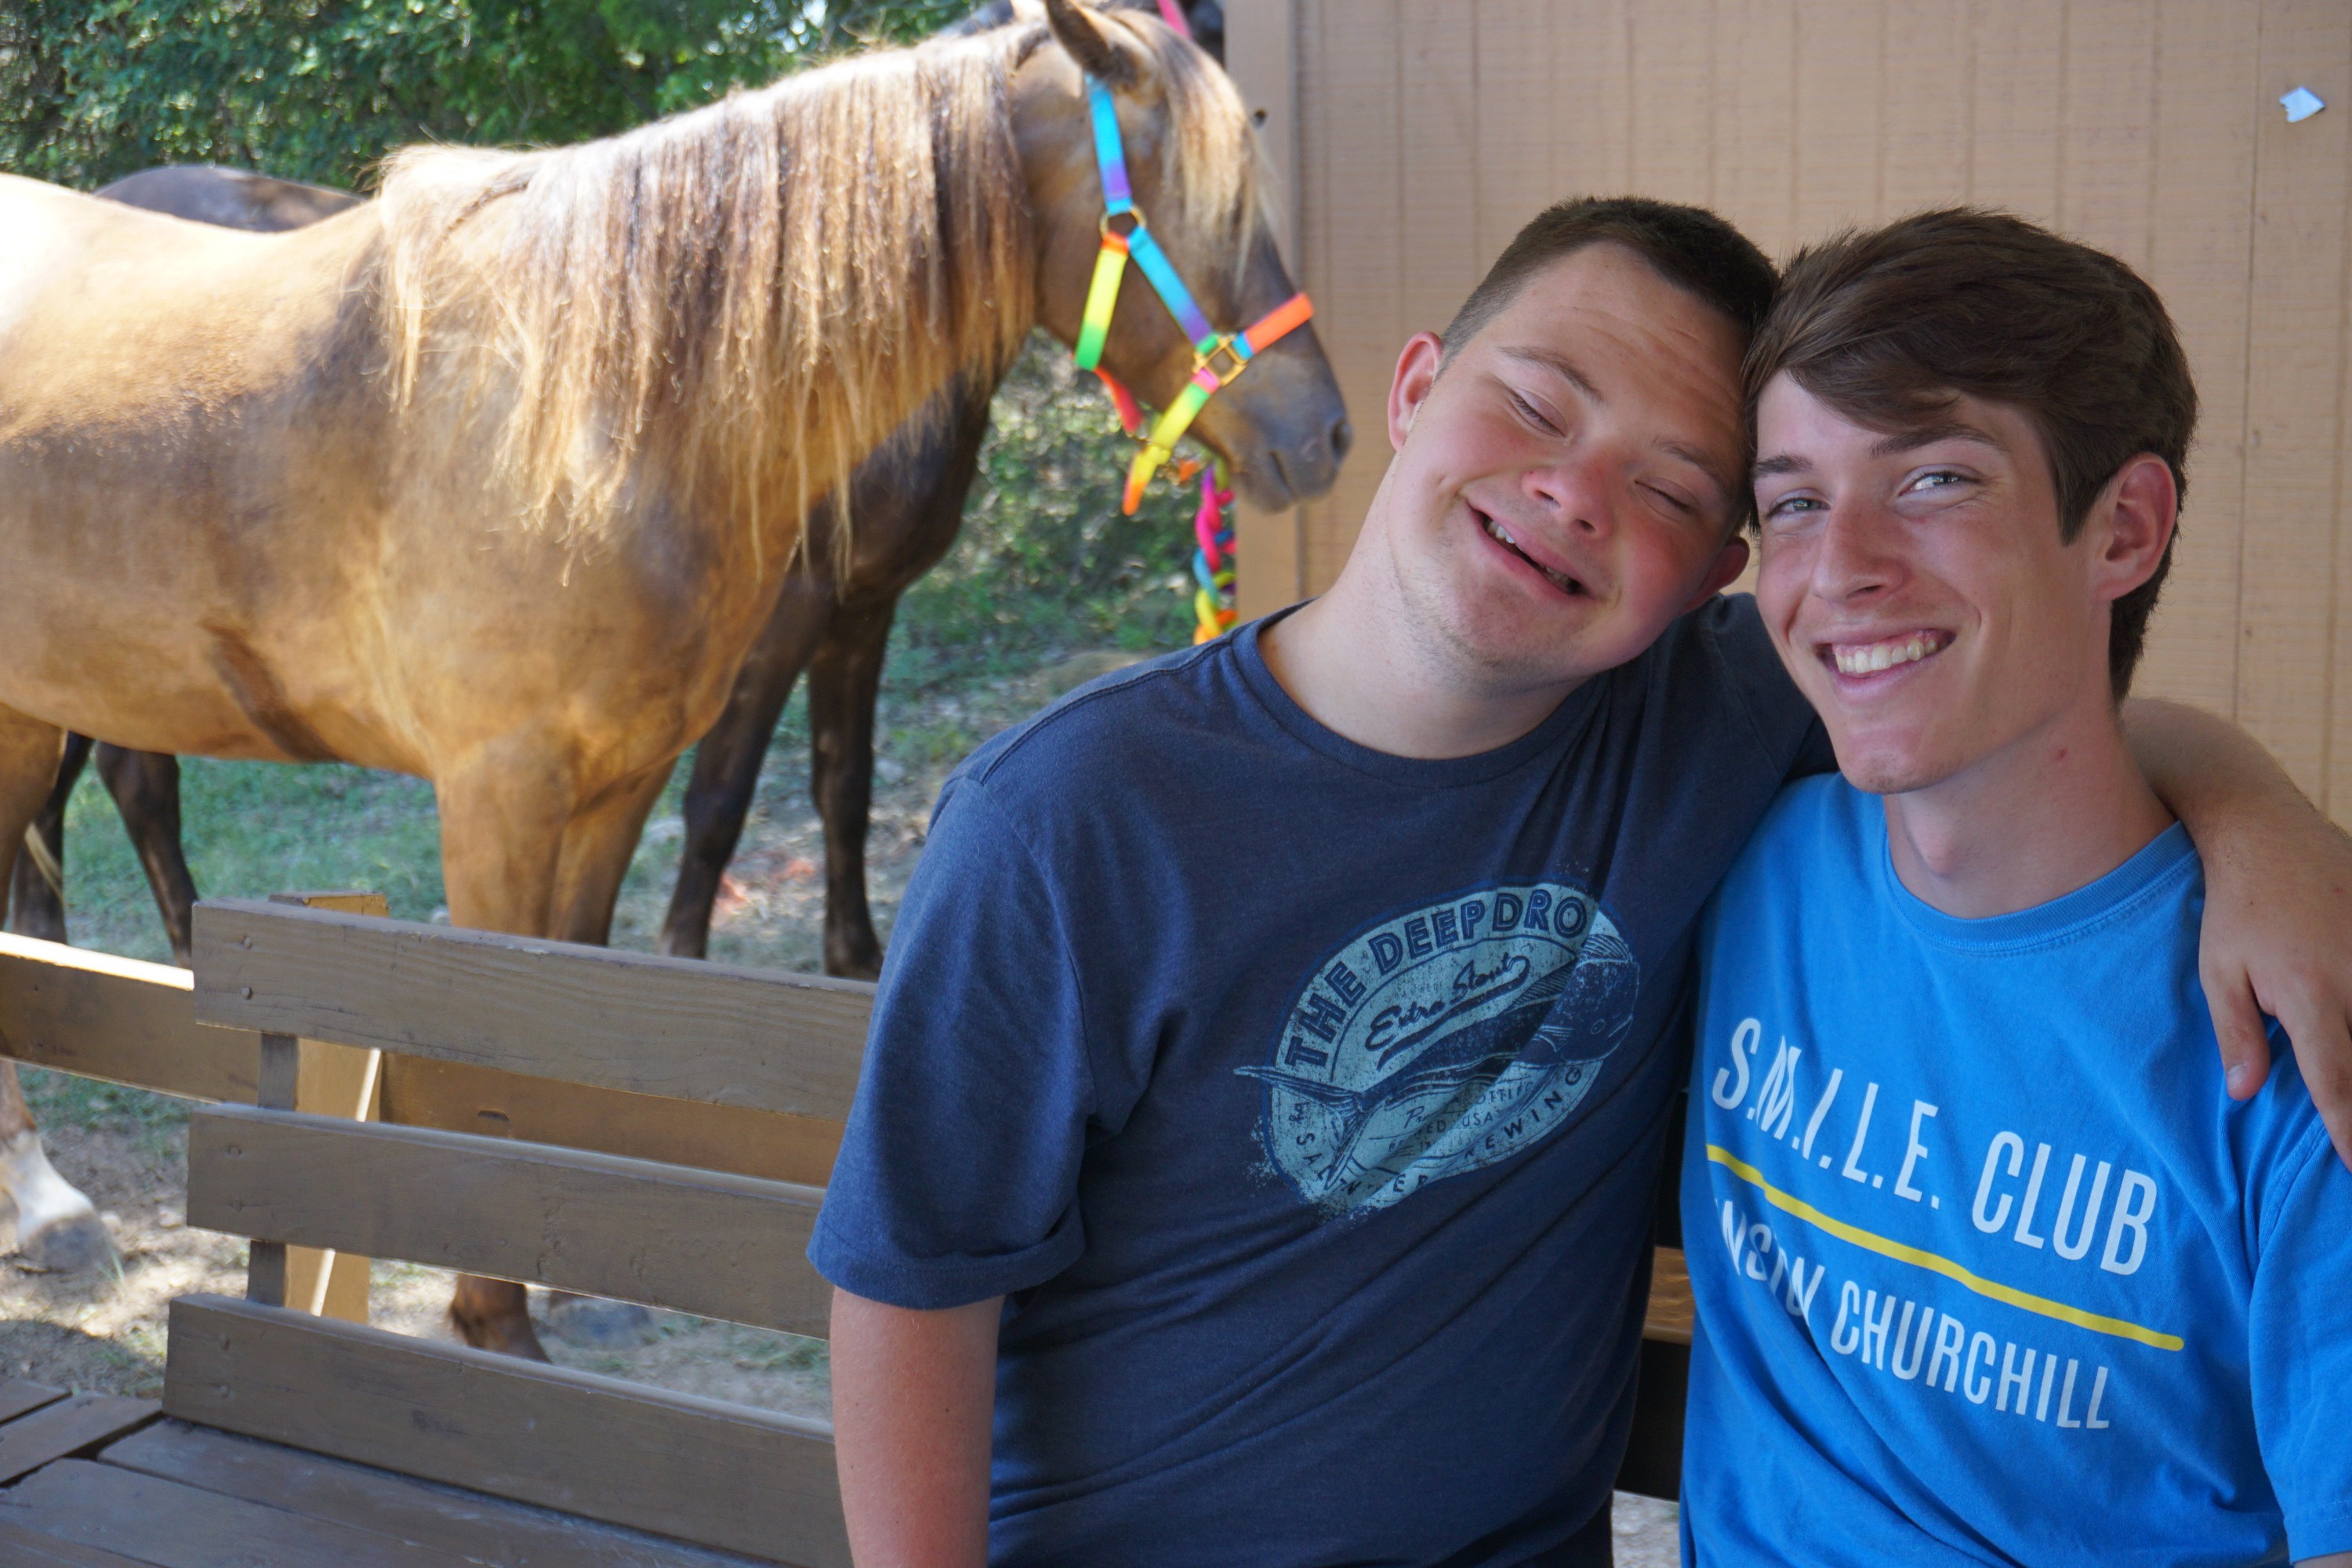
6,646,1679,1560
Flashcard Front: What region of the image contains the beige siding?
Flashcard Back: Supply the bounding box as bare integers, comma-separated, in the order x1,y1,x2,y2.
1228,0,2352,826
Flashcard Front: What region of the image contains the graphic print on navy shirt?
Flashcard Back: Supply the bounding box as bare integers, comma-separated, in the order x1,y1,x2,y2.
1241,880,1639,1214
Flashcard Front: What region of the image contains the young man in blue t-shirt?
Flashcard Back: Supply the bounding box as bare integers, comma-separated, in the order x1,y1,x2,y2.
1683,210,2352,1564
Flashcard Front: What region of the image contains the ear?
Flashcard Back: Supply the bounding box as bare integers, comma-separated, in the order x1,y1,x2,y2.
1388,332,1445,452
1681,534,1752,614
2089,453,2178,603
1045,0,1141,87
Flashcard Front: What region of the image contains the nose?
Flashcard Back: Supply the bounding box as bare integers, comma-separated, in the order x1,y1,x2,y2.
1525,450,1615,536
1328,413,1353,465
1810,503,1903,601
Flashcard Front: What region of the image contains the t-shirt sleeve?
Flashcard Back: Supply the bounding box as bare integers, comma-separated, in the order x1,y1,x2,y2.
807,773,1095,1308
2248,1122,2352,1559
1699,593,1835,781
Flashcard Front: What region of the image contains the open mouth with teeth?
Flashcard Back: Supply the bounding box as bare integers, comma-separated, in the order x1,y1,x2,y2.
1823,629,1955,678
1475,508,1587,597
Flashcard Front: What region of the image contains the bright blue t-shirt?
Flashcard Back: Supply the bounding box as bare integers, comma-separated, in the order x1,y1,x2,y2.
1681,776,2352,1566
810,597,1825,1566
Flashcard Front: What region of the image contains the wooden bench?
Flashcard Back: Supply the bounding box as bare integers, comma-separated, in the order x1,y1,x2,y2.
0,895,1696,1562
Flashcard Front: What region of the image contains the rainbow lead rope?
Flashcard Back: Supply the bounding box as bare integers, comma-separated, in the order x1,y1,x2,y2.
1192,459,1237,643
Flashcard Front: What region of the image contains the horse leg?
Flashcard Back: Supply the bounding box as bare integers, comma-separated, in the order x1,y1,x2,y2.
538,764,677,1348
659,573,832,959
431,754,572,1359
5,732,91,945
94,746,199,967
0,712,111,1272
808,601,900,981
550,764,674,949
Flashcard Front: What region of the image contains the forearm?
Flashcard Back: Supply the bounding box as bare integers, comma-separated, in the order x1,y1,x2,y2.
830,1289,1001,1568
2121,697,2352,1168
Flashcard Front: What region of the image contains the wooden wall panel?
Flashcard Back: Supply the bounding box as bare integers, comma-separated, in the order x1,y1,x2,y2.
1471,2,1563,263
1791,1,1887,237
1294,0,1403,593
1628,0,1715,209
1237,0,2347,805
2138,0,2260,717
2240,2,2348,808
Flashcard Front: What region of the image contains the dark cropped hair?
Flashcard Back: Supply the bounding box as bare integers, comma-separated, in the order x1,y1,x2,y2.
1747,209,2197,698
1442,195,1778,361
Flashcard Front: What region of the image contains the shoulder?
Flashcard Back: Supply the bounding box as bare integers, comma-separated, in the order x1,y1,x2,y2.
947,636,1247,812
1618,593,1818,770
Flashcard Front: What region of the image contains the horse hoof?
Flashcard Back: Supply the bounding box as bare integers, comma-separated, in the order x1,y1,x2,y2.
544,1296,656,1348
448,1306,550,1361
19,1210,114,1274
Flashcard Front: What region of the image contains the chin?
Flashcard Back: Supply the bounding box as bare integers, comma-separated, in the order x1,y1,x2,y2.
1823,732,1962,797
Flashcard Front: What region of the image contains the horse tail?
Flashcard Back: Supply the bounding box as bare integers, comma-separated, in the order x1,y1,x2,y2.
20,824,62,898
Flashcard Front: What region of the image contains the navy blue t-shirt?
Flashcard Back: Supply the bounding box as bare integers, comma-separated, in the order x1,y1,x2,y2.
810,597,1824,1566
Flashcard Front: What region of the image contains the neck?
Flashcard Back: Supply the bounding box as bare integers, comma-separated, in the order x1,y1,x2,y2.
1882,693,2174,919
1260,501,1580,761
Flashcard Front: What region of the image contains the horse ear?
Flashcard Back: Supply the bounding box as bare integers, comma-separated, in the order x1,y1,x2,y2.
1044,0,1141,87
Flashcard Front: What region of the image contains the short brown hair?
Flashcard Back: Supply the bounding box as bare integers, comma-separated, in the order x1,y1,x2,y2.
1747,209,2197,697
1443,196,1777,363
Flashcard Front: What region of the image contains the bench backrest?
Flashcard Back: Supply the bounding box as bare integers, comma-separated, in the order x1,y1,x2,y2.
176,897,867,1566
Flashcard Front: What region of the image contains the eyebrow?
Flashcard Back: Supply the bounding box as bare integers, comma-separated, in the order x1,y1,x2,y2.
1499,346,1603,405
1751,420,2010,481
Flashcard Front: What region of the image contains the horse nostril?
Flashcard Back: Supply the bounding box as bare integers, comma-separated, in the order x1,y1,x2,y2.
1327,415,1353,463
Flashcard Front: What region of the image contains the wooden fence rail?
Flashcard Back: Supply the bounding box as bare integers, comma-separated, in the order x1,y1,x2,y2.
186,1104,831,1338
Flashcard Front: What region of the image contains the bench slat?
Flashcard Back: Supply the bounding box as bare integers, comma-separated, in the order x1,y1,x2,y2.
0,1395,160,1486
0,1518,155,1568
191,899,869,1120
382,1056,841,1188
1,1459,462,1567
101,1421,773,1568
164,1294,848,1566
187,1105,830,1338
0,935,256,1104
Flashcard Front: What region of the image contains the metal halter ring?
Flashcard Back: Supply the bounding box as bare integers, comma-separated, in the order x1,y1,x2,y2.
1196,338,1252,387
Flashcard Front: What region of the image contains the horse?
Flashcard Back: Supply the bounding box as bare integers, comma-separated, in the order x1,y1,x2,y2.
10,3,1257,985
0,0,1347,1357
8,169,362,967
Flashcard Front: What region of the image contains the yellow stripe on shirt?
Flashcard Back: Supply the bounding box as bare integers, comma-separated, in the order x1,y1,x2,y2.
1706,1144,2186,1352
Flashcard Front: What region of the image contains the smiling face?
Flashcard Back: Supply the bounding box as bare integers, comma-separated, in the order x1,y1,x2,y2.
1751,376,2169,795
1368,241,1752,692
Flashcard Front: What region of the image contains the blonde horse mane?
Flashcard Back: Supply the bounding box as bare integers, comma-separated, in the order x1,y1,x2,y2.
375,4,1259,563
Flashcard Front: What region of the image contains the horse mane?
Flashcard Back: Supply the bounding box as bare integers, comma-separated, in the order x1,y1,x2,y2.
374,3,1258,562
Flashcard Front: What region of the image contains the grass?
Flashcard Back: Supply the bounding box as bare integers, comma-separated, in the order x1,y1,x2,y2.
24,334,1204,1127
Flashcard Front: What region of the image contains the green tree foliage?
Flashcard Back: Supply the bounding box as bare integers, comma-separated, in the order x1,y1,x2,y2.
0,0,970,191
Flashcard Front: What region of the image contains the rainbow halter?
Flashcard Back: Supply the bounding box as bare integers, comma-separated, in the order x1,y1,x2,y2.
1069,74,1313,642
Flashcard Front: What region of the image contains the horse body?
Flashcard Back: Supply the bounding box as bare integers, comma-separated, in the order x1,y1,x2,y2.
0,2,1346,1341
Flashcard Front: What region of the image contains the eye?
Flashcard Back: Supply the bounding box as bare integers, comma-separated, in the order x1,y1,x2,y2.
1642,484,1696,517
1907,468,1970,495
1508,390,1563,436
1761,492,1825,525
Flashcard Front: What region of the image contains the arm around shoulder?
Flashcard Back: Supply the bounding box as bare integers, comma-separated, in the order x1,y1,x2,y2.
831,1288,1001,1568
2123,698,2352,1171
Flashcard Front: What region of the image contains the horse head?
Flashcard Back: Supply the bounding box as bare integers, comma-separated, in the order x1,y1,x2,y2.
1014,0,1349,511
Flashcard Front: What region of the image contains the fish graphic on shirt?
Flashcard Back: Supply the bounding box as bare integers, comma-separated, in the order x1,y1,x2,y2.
1242,885,1640,1214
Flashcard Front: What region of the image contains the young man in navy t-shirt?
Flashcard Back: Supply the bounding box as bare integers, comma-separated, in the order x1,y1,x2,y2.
1683,212,2352,1564
811,178,2352,1562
